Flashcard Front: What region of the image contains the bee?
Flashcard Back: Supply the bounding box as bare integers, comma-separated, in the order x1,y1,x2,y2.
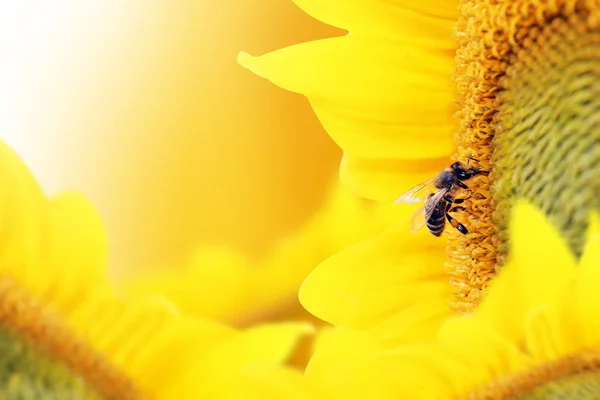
395,160,488,236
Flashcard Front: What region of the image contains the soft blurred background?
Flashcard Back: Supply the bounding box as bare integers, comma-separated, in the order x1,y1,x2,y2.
0,1,345,275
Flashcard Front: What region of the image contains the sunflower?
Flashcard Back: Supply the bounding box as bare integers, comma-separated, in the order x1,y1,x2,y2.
240,1,600,313
306,201,600,399
0,139,322,399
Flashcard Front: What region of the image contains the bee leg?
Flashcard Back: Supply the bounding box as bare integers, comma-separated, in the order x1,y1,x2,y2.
445,212,469,235
455,180,470,191
449,206,466,213
467,157,480,166
466,158,490,176
443,196,466,204
454,180,473,199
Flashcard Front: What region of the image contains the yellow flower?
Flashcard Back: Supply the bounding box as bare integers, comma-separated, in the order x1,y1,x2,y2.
0,139,321,399
307,201,600,398
240,1,600,313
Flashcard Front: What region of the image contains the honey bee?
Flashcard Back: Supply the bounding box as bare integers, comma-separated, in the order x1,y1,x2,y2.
395,160,488,236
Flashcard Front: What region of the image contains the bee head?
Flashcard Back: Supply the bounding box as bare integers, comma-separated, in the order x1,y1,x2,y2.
437,169,457,189
451,161,473,180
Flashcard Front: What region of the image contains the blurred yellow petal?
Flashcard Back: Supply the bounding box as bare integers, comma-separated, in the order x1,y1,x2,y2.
156,323,316,399
0,143,46,284
437,317,531,385
524,306,567,363
0,140,112,307
378,344,459,398
201,323,315,367
306,329,399,399
42,192,110,312
46,192,107,278
187,366,322,400
119,247,251,323
0,139,320,398
117,181,413,373
119,181,408,329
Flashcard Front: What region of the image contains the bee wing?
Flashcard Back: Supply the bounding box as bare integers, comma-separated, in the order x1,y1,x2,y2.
408,188,448,234
409,204,428,234
395,178,438,204
423,189,448,222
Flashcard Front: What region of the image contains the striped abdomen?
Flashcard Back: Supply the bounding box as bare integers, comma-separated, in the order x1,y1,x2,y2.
426,201,447,237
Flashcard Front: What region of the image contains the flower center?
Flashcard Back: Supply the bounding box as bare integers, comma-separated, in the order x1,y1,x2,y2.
0,329,104,399
463,350,600,400
448,1,600,313
0,279,143,400
493,14,600,259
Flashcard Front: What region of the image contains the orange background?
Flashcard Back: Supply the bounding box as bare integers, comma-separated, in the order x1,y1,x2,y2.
0,2,343,272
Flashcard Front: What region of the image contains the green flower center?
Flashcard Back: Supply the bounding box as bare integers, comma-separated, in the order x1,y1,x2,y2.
0,328,103,399
518,371,600,400
464,350,600,400
493,14,600,259
0,280,143,400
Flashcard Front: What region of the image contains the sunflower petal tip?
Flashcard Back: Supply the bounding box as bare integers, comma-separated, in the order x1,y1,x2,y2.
511,199,538,219
298,276,315,312
237,51,265,77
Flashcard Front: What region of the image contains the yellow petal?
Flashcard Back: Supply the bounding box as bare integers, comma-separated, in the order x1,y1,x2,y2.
159,323,315,398
379,343,460,398
524,306,566,363
193,366,322,400
0,142,46,287
126,314,238,393
306,328,399,399
340,154,450,201
238,35,455,160
543,280,583,356
574,215,600,347
119,247,252,324
367,297,451,348
41,192,109,306
435,317,531,395
292,0,457,46
510,201,577,278
200,322,315,367
300,230,447,329
478,201,576,343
